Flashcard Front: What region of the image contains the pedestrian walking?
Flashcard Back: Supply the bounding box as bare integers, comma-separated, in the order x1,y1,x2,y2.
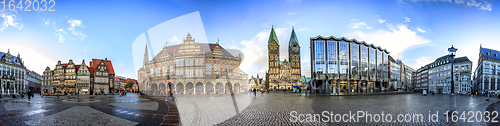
253,88,256,96
27,90,32,102
249,89,252,96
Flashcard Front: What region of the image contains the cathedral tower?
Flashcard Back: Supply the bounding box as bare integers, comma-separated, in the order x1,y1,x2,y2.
288,27,301,81
268,26,280,89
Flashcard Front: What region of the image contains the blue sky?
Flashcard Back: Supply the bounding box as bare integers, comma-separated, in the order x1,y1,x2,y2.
0,0,499,78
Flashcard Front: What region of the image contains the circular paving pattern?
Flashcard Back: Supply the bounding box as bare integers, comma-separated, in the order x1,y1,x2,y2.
0,93,180,126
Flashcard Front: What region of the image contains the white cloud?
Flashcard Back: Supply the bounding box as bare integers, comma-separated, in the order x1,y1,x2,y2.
344,23,431,60
404,17,411,22
44,18,87,43
408,0,492,11
0,45,59,76
377,18,386,24
408,56,433,70
239,26,297,76
349,22,372,29
0,11,23,31
83,46,86,52
417,28,426,33
288,12,296,15
55,29,67,43
167,35,181,45
67,19,87,40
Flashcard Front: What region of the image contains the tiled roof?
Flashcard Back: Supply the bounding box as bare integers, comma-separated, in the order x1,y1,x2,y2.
138,67,144,71
0,51,24,67
151,43,234,61
75,65,81,71
88,61,93,76
92,59,115,75
481,47,500,60
26,69,42,78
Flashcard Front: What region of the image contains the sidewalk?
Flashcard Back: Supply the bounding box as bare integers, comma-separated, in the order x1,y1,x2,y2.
294,91,414,96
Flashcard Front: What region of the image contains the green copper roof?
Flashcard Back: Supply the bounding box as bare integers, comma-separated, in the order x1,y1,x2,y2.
268,27,279,45
279,60,290,65
240,69,248,75
289,27,299,47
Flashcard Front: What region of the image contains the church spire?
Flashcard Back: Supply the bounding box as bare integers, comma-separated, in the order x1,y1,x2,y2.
289,27,299,47
268,26,279,45
143,44,149,64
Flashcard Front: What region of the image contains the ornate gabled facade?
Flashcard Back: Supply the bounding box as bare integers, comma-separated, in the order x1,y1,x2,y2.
90,58,115,94
474,46,500,94
42,67,53,94
138,33,248,95
248,75,264,90
42,58,115,95
266,27,302,90
76,60,90,95
1,49,26,95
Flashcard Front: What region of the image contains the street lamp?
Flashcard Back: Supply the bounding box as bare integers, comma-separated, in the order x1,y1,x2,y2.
448,45,457,115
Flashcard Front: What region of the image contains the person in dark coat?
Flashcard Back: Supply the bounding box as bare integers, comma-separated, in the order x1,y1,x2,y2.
27,91,32,101
253,88,256,96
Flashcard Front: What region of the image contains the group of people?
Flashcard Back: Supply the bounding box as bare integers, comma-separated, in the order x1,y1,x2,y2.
249,88,269,96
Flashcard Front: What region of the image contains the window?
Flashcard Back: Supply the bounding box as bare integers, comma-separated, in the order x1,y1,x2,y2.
170,65,175,75
327,41,337,74
206,63,211,75
215,64,220,75
163,66,168,76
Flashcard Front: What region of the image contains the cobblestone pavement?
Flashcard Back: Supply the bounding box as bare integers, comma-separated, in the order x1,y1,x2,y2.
0,93,176,126
218,92,500,126
169,93,252,126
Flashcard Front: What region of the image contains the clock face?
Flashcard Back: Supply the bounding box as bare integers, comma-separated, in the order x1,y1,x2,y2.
292,47,299,52
283,71,290,77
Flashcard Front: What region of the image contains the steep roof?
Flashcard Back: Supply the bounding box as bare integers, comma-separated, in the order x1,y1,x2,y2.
0,51,24,67
151,43,234,61
289,27,299,47
240,69,248,75
92,59,115,75
279,59,290,65
268,27,279,45
75,65,81,71
481,47,500,61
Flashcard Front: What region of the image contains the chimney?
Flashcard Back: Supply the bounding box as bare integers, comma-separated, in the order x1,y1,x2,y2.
105,58,107,61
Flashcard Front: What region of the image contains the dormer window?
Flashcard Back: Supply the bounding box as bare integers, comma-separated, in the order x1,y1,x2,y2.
495,54,498,57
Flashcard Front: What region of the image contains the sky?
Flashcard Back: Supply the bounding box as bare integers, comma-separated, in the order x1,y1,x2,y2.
0,0,499,79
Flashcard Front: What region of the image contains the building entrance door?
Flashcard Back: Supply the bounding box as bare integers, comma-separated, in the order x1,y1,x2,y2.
339,81,348,93
330,81,337,94
350,81,358,93
368,82,374,92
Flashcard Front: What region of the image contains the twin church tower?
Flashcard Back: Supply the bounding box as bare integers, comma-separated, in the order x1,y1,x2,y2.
266,27,302,90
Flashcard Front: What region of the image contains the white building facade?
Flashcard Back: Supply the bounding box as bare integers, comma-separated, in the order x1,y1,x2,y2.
1,49,27,95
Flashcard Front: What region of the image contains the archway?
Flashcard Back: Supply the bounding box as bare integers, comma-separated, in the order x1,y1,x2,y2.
234,83,241,94
176,83,184,94
151,83,158,95
205,82,214,94
186,82,194,94
196,82,203,94
215,82,223,94
225,82,232,94
159,83,166,96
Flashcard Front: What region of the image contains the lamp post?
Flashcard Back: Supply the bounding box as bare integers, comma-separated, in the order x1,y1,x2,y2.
448,45,457,115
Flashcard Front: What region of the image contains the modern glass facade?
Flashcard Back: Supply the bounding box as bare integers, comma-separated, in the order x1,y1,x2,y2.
310,36,392,94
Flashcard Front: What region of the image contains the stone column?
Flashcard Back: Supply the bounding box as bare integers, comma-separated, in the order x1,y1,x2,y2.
203,84,206,94
183,84,186,94
336,80,339,94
